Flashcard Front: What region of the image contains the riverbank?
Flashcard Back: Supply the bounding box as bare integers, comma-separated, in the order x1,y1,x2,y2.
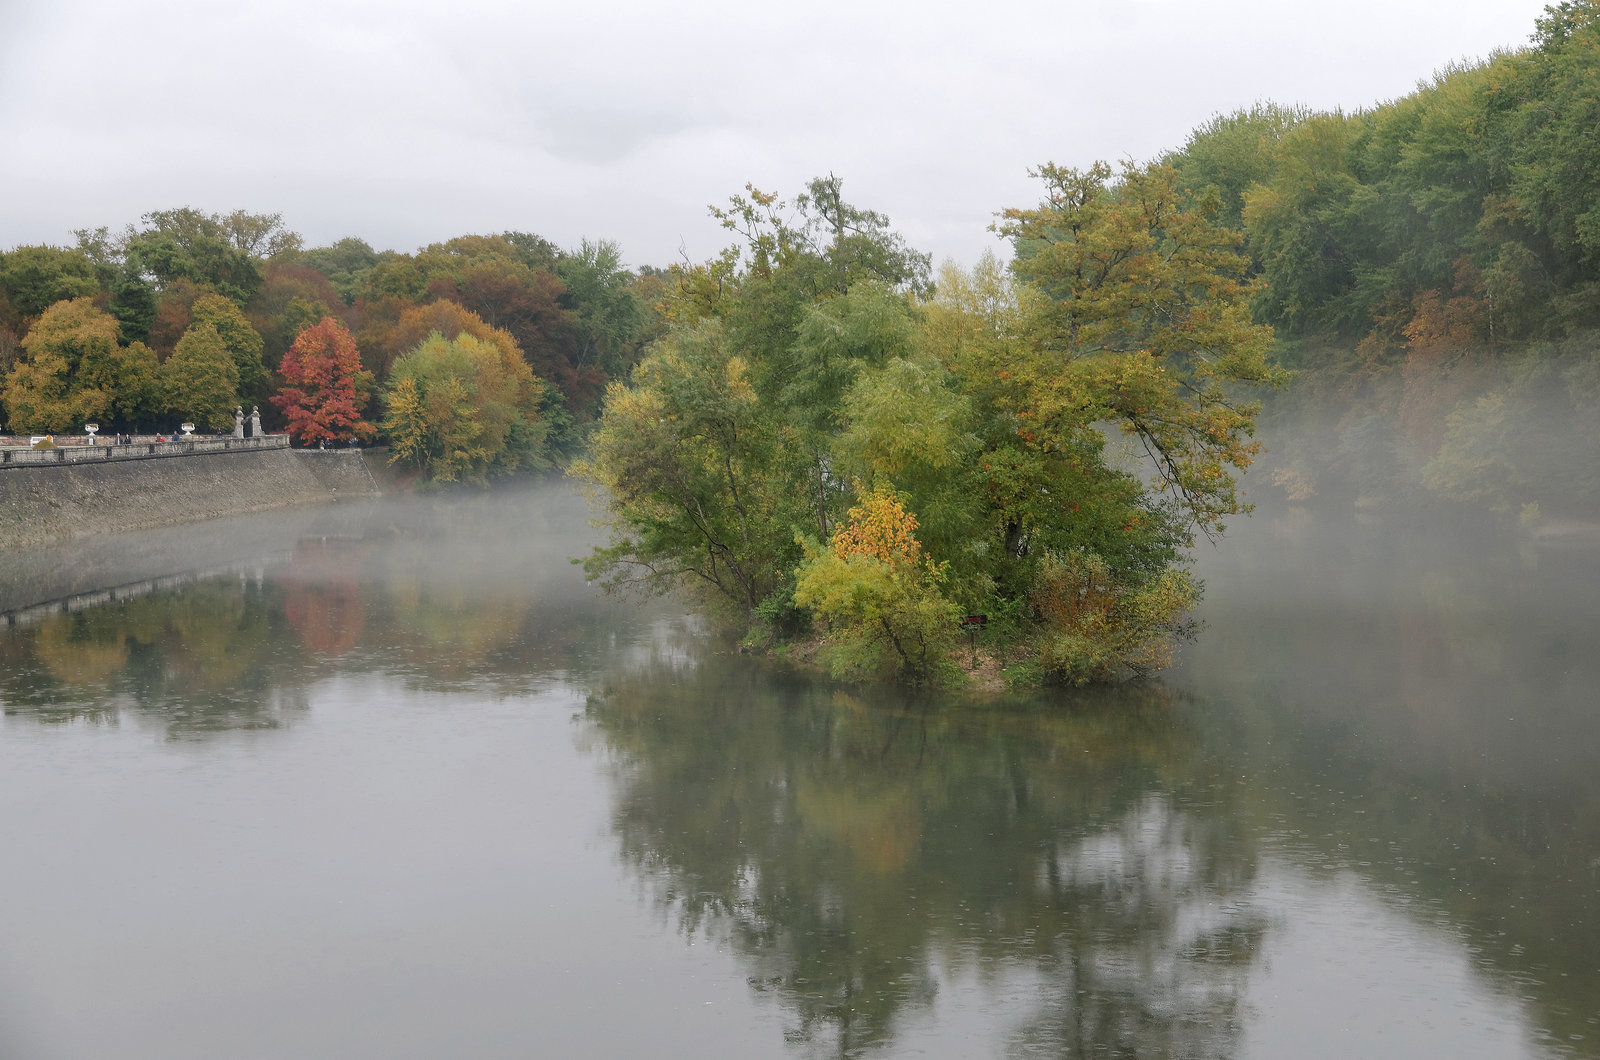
0,444,393,550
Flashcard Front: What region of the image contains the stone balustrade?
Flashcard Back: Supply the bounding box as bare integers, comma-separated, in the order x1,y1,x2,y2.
0,434,290,467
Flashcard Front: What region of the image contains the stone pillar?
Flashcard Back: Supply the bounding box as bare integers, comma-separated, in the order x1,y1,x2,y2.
249,406,262,437
233,406,245,439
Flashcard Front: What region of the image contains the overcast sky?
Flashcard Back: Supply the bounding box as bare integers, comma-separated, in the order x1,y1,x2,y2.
0,0,1555,272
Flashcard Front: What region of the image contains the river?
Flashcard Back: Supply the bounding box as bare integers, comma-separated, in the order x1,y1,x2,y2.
1,480,1596,1058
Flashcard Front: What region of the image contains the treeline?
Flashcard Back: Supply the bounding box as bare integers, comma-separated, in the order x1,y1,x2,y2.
1163,0,1600,513
0,208,661,478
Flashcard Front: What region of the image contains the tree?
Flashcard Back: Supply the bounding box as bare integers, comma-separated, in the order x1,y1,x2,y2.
360,297,573,447
247,262,344,369
402,234,593,417
1497,1,1600,329
146,278,207,355
164,321,239,430
793,174,934,297
123,208,297,306
380,377,429,467
0,247,103,326
296,237,380,304
359,298,523,382
107,341,163,428
580,180,950,630
1167,102,1309,229
190,293,268,404
381,330,548,484
558,238,647,383
2,298,121,432
109,265,159,346
973,161,1283,681
452,258,584,411
1001,161,1286,539
272,317,375,445
793,487,960,683
578,317,804,619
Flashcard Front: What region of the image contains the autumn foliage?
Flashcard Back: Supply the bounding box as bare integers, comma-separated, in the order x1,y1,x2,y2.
829,487,924,565
271,316,375,445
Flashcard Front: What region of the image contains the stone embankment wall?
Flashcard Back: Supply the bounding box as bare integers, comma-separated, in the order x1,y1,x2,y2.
0,443,384,550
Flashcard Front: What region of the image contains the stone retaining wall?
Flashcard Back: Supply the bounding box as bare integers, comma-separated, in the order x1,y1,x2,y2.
294,448,383,497
0,445,382,550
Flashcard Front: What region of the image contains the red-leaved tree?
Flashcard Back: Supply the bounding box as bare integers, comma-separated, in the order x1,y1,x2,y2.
271,317,376,446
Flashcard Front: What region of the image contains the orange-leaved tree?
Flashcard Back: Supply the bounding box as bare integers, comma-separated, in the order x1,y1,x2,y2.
828,486,926,565
272,317,375,446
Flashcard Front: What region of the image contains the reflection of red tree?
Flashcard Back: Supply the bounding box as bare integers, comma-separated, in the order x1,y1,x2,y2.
280,538,370,656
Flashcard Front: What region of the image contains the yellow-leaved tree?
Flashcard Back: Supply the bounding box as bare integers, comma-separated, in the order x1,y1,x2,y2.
381,329,547,485
793,487,959,684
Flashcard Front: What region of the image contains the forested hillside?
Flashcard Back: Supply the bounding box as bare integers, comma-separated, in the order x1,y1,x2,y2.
1165,0,1600,515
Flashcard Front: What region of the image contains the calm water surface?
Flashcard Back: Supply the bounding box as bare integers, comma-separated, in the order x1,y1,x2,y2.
1,482,1596,1058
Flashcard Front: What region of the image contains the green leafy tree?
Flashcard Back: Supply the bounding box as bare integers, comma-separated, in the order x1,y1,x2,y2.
108,265,159,346
164,321,239,430
793,174,934,297
584,182,942,629
123,208,297,306
189,293,268,403
360,256,428,302
296,237,379,304
965,162,1283,680
0,246,102,323
1002,161,1286,538
577,318,803,619
557,238,646,383
1496,1,1600,328
1168,102,1309,228
107,341,163,428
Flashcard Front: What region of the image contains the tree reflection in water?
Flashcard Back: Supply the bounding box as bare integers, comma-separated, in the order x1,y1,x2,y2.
1,575,308,737
585,645,1268,1058
0,482,640,736
281,537,371,656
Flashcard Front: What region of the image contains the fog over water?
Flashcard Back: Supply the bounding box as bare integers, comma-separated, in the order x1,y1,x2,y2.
0,478,1596,1058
